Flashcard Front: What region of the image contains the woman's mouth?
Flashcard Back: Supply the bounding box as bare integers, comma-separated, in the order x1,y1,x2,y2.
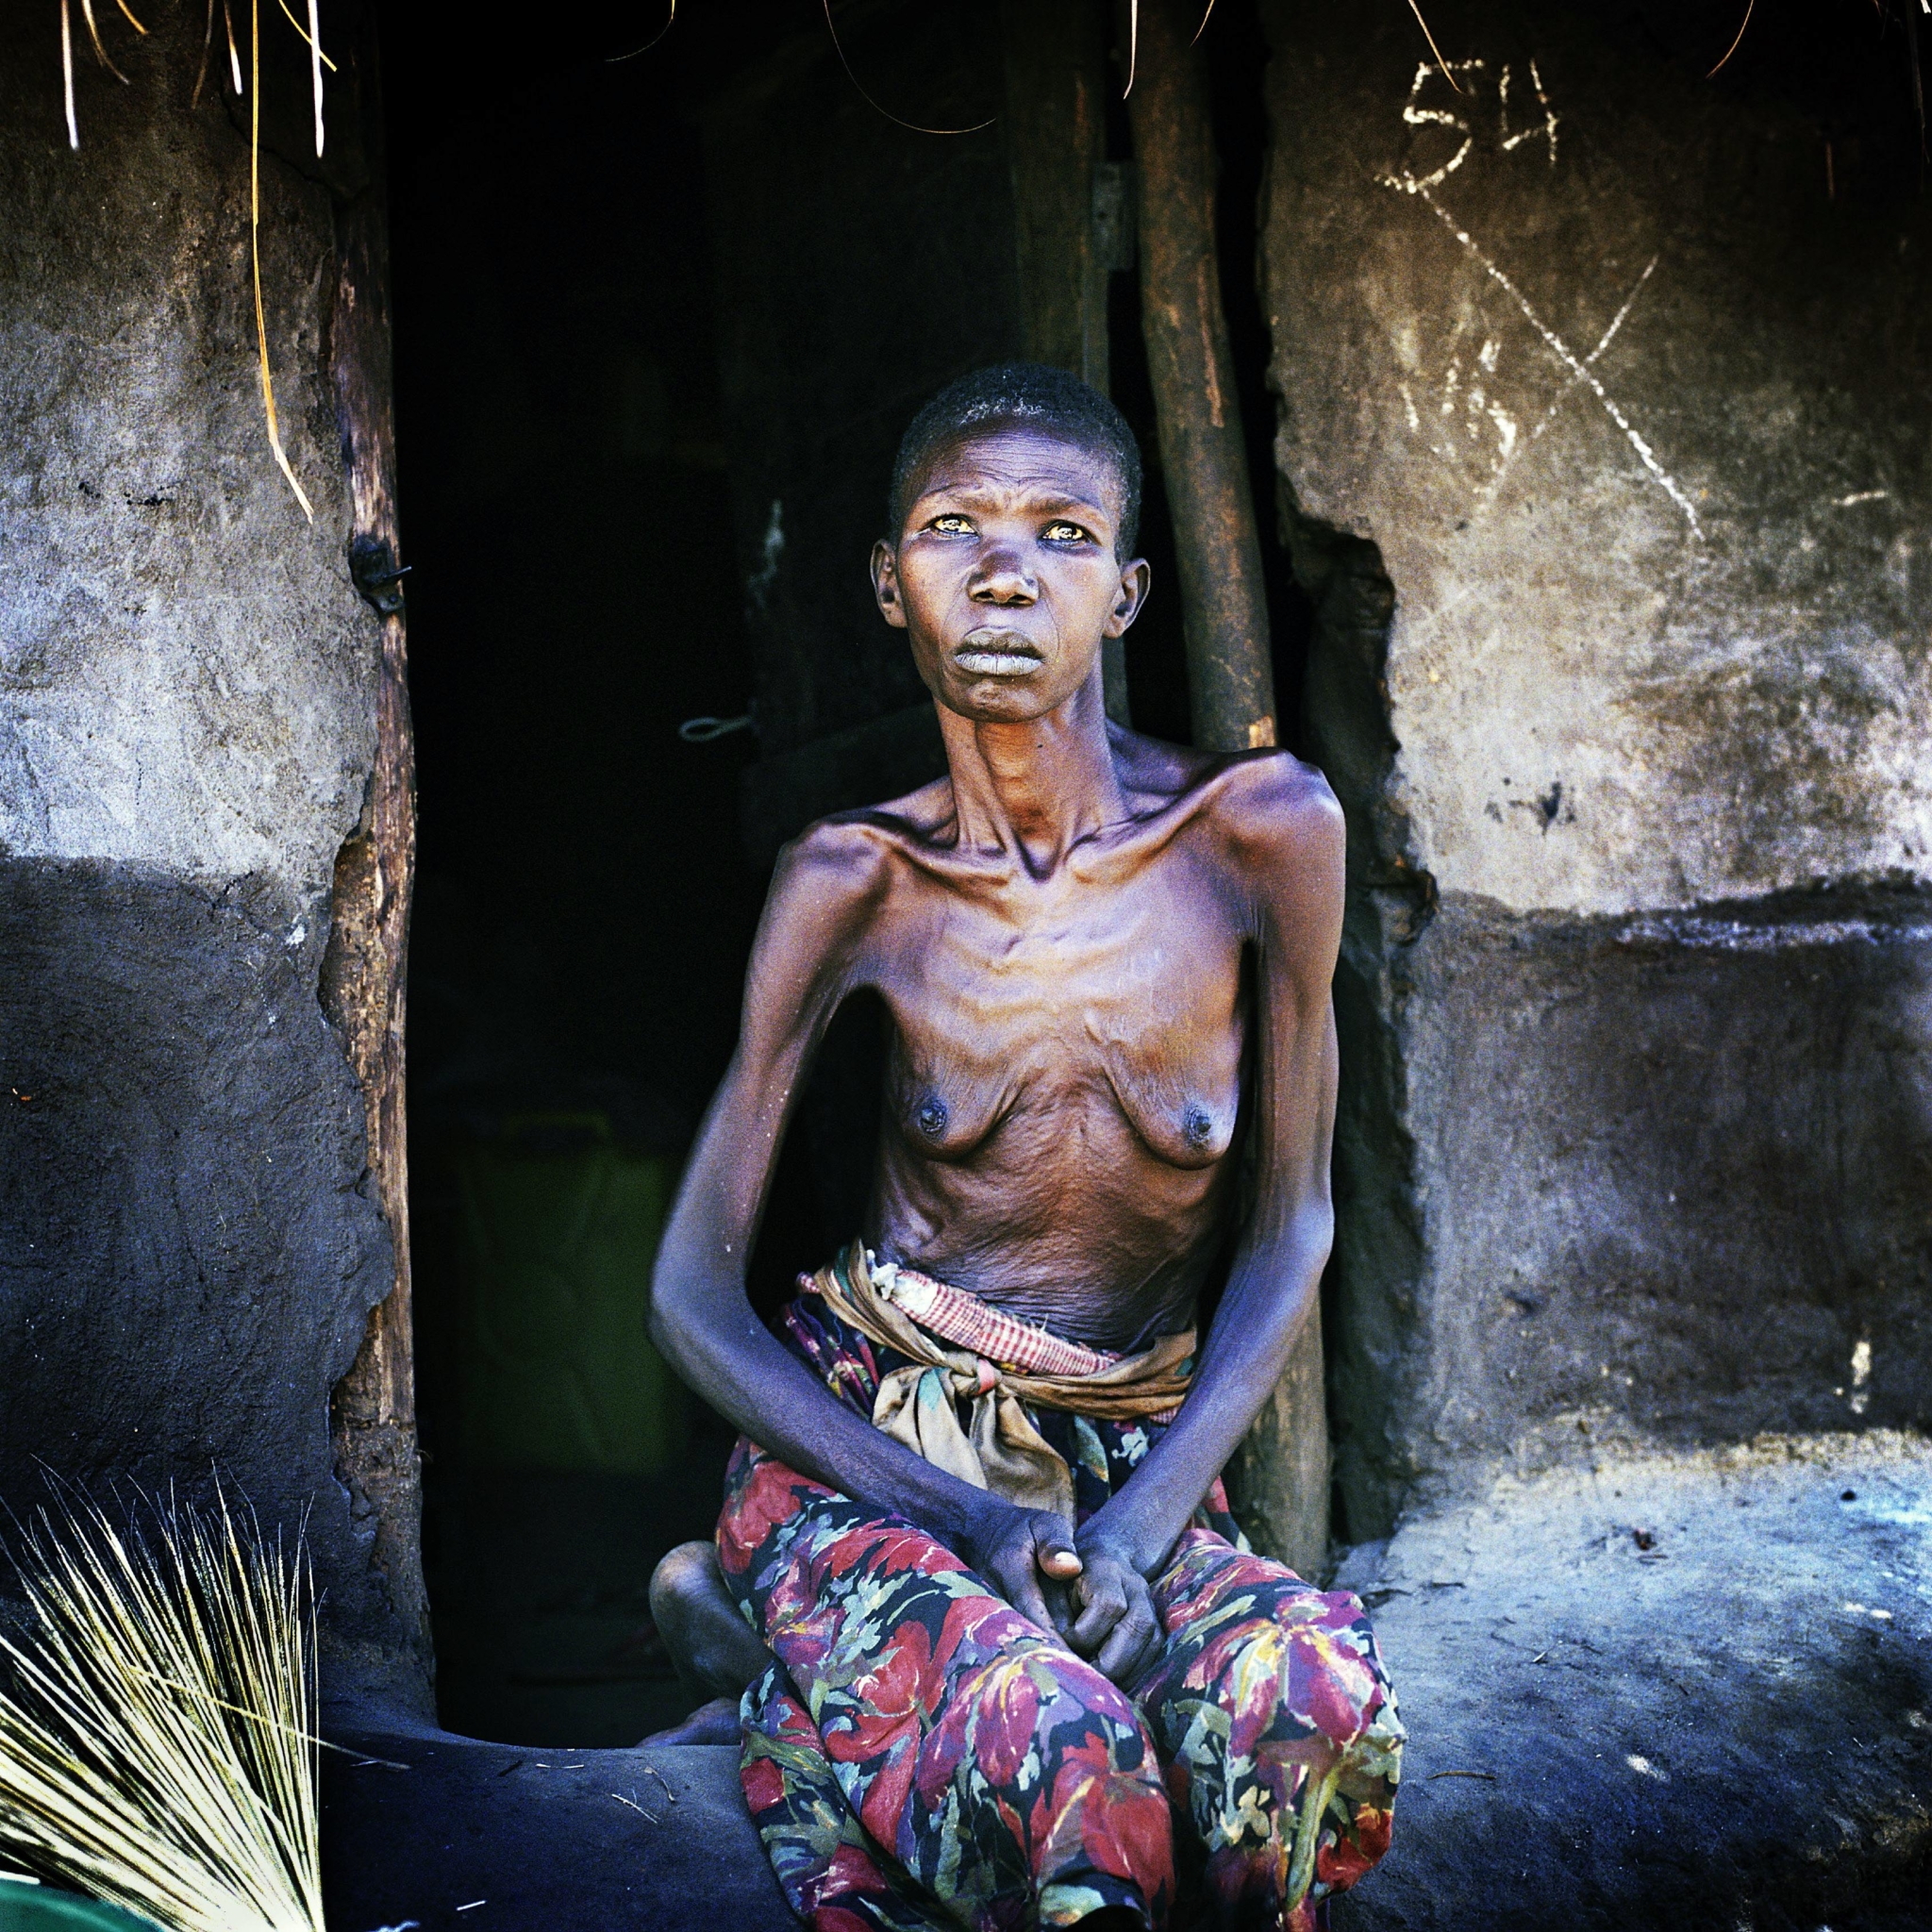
952,629,1043,677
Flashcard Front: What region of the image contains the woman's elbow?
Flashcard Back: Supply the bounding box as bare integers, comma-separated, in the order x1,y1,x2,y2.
1306,1199,1336,1271
646,1261,705,1371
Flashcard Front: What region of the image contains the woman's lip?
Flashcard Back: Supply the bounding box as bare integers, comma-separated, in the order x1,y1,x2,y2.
953,633,1042,676
954,649,1041,675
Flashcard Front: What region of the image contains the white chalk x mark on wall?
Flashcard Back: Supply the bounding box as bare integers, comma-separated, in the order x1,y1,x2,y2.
1407,182,1701,538
1465,254,1660,508
1376,54,1701,536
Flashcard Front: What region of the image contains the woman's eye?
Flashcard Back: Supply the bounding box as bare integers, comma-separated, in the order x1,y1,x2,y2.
1042,521,1090,543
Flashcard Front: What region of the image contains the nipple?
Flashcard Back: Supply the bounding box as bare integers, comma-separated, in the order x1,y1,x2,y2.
1183,1104,1214,1150
915,1096,950,1139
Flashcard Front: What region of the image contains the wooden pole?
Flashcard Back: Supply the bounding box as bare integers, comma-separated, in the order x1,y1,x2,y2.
322,6,432,1703
999,0,1109,390
1124,0,1277,754
998,0,1131,724
1125,0,1326,1576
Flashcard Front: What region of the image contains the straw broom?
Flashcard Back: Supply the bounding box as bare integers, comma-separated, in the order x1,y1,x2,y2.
0,1490,324,1932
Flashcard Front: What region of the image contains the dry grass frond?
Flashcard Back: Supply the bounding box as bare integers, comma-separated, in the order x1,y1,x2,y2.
300,0,324,159
272,0,333,72
0,1487,323,1932
249,0,314,520
607,0,675,64
821,0,994,134
190,0,216,111
1707,0,1757,78
1406,0,1457,90
59,0,77,148
76,0,130,84
222,0,243,98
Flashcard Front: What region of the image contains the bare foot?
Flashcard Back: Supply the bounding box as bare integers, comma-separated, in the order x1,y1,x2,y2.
639,1693,743,1749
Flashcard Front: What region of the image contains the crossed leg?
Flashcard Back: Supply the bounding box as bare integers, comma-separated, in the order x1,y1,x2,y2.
641,1539,771,1747
1130,1531,1402,1930
718,1439,1175,1929
648,1448,1400,1928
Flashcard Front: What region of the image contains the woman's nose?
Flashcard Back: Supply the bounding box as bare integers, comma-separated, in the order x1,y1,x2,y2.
969,546,1037,603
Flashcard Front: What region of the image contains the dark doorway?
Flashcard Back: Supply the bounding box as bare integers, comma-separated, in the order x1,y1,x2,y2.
383,0,1302,1746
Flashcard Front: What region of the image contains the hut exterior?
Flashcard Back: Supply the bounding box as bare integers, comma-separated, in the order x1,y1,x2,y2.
0,0,425,1708
0,0,1927,1924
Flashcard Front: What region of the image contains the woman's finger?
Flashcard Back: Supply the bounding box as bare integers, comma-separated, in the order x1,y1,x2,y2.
1069,1574,1126,1653
994,1546,1058,1635
1032,1516,1084,1581
1094,1589,1159,1686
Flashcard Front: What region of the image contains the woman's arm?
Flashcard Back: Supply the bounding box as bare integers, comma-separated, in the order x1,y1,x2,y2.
1061,760,1345,1675
648,818,1082,1630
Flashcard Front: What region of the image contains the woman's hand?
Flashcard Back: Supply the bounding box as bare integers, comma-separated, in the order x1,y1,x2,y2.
960,1501,1085,1636
961,1502,1169,1686
1064,1527,1163,1687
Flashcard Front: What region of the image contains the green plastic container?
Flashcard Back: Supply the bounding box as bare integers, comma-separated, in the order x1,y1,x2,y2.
446,1117,688,1475
0,1888,158,1932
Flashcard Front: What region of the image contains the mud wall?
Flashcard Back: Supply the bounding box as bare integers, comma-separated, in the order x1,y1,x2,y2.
0,7,406,1671
1260,0,1932,1534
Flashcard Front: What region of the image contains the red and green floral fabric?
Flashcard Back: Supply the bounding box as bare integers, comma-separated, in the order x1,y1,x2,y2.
714,1291,1404,1931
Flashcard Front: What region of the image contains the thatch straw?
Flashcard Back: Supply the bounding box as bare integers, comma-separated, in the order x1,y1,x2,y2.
39,0,1925,511
247,0,314,521
0,1489,324,1932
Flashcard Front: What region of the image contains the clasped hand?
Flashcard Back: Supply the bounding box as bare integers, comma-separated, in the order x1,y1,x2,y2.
963,1502,1163,1688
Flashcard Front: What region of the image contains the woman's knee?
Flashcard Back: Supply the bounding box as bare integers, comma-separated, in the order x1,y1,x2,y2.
935,1639,1172,1914
946,1634,1165,1807
650,1540,773,1701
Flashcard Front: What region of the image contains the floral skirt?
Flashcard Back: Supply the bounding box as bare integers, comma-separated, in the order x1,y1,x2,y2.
715,1291,1403,1931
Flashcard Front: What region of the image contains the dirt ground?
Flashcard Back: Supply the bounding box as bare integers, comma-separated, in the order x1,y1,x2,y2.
1333,1430,1932,1930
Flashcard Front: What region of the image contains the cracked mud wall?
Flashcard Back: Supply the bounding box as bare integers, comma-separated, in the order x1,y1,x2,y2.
1259,0,1932,1534
0,7,403,1661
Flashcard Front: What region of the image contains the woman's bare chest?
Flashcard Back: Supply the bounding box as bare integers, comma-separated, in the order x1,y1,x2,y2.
875,867,1248,1169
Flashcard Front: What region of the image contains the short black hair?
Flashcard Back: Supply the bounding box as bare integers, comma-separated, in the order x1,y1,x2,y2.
887,362,1143,557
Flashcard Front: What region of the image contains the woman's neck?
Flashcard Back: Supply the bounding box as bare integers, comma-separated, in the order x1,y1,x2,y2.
935,664,1125,875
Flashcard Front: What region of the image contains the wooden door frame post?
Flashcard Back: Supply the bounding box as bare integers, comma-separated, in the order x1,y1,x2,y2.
1124,0,1328,1575
998,0,1132,724
322,5,431,1702
1125,0,1278,755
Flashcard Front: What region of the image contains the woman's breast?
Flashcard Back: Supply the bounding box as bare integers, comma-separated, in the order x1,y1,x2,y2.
881,922,1246,1174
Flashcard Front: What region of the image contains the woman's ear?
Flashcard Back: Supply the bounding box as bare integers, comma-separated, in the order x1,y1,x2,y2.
1105,558,1152,638
872,538,908,629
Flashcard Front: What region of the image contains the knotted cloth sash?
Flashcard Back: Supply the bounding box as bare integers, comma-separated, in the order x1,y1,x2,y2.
806,1241,1195,1522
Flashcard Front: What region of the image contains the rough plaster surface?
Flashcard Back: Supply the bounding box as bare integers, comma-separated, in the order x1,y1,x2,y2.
1334,1433,1932,1929
1263,1,1932,1545
1254,16,1932,1908
1325,887,1932,1527
1263,0,1932,916
0,863,389,1593
0,11,375,890
0,9,393,1648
